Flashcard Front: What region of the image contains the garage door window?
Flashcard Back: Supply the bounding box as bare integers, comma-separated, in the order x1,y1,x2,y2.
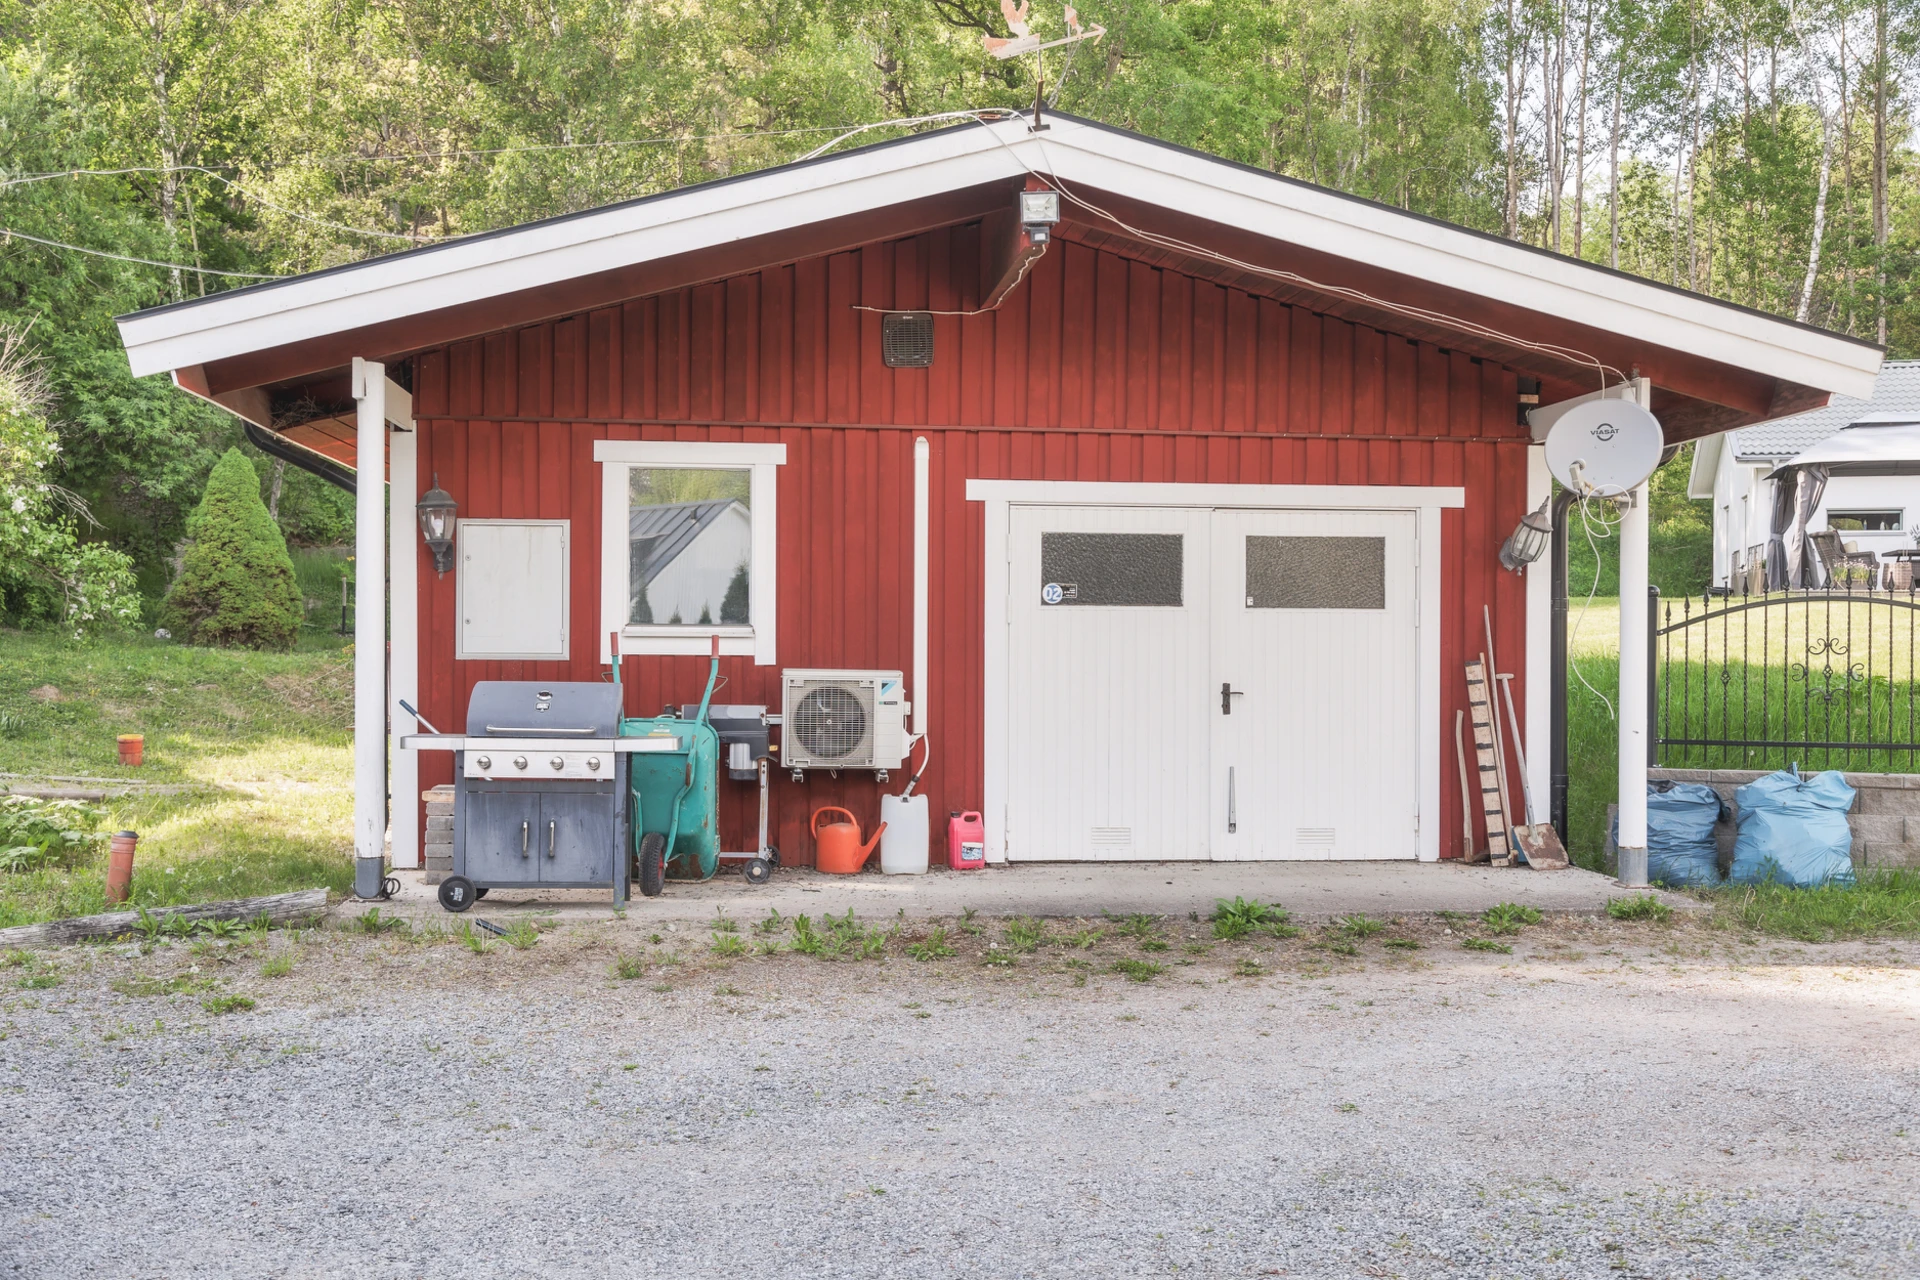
1245,535,1385,609
1040,532,1183,606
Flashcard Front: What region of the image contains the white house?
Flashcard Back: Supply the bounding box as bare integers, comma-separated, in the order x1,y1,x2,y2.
1690,360,1920,589
628,498,753,626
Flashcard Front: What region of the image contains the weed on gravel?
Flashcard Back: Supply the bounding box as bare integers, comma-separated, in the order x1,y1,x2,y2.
1480,902,1543,935
1111,958,1165,983
1462,937,1513,954
1608,895,1673,923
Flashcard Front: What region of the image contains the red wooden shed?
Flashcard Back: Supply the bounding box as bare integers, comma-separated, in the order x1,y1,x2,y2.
117,113,1881,882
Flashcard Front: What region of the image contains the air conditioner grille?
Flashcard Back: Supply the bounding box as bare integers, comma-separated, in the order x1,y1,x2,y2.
791,683,871,761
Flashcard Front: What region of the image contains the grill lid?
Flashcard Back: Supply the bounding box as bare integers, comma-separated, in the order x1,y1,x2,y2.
465,681,621,738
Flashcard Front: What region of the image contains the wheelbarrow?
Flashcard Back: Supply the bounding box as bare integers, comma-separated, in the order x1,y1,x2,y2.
615,634,723,897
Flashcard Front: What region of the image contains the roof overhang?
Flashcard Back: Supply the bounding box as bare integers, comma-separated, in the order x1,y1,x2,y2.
119,113,1883,453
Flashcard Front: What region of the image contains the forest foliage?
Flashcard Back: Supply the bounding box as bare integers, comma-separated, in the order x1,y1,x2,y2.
0,0,1915,622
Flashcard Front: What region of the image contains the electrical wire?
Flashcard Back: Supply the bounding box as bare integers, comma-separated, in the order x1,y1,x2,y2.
0,225,281,278
849,242,1044,317
797,108,1021,162
1566,489,1625,720
967,117,1628,394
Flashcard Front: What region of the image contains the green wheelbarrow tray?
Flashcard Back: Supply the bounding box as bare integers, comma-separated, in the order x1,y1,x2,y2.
613,634,724,894
620,714,721,883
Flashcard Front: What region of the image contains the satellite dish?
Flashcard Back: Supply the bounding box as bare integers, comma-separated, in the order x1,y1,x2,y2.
1544,399,1664,495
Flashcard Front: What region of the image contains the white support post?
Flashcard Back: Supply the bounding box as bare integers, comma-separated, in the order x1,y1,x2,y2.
387,392,419,870
1616,482,1650,886
351,359,389,899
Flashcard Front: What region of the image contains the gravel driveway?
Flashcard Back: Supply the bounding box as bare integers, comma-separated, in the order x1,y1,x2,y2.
3,913,1916,1278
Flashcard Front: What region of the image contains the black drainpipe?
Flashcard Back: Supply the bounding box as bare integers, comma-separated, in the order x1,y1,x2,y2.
242,421,357,495
1548,488,1578,846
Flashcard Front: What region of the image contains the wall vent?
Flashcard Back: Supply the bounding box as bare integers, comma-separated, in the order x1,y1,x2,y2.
1295,827,1336,850
881,312,935,367
1089,827,1133,848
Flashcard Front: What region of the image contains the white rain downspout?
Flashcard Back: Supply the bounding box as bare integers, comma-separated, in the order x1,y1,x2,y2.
351,358,389,899
387,383,419,870
912,436,931,748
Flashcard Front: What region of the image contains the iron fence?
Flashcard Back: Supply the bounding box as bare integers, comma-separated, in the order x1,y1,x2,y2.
1652,582,1920,771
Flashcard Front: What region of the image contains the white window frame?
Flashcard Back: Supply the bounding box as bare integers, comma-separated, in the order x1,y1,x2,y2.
595,439,785,664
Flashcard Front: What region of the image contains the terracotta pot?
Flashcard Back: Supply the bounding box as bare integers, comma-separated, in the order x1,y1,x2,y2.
116,734,143,768
106,831,139,906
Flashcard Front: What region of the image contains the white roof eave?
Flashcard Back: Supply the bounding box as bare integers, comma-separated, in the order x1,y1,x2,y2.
117,116,1884,400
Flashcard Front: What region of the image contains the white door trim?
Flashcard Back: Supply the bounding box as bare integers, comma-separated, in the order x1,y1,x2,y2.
970,480,1463,865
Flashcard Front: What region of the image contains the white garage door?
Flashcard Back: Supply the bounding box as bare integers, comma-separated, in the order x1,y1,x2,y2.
1005,504,1418,861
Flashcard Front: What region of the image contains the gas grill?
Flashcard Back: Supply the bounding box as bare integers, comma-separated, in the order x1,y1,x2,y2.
404,681,667,910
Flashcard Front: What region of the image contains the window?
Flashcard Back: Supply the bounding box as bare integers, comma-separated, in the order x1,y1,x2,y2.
595,440,785,663
1039,532,1184,606
1245,535,1385,609
1828,509,1903,532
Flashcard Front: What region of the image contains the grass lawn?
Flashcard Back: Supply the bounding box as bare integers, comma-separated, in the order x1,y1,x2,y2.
0,629,354,927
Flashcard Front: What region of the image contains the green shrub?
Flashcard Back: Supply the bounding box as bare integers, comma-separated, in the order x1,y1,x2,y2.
162,449,303,650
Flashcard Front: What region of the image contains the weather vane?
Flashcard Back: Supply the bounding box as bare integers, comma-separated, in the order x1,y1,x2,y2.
982,2,1105,61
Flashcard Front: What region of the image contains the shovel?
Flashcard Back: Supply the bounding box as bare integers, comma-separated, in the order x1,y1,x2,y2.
1494,671,1569,870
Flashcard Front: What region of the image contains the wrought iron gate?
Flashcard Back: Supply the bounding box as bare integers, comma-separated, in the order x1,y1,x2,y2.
1652,584,1920,770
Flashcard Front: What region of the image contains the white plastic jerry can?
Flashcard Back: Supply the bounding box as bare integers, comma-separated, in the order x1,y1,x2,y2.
879,793,929,875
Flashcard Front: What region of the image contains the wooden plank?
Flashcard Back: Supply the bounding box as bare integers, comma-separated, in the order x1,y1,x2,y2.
0,889,330,949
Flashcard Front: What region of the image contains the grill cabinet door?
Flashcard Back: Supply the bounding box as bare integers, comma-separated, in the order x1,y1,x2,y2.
465,787,542,883
539,788,616,884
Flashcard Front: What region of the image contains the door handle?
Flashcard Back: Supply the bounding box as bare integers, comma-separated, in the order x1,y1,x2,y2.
520,820,530,859
1228,767,1237,834
1221,683,1244,715
547,820,557,859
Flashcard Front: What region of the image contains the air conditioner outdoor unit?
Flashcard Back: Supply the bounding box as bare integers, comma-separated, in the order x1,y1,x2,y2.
780,669,908,778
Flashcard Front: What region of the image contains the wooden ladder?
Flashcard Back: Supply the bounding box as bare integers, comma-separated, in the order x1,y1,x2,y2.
1463,658,1507,862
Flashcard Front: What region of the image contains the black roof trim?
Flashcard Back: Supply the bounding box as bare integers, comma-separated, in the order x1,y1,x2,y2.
119,109,1881,355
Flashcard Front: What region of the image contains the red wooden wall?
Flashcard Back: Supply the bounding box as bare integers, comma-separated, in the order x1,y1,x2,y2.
407,224,1533,866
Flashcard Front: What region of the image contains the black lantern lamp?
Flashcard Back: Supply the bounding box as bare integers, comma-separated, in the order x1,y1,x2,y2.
1499,498,1553,573
417,475,457,575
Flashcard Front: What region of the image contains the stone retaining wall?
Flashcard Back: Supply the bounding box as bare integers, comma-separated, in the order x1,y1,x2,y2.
1649,768,1920,870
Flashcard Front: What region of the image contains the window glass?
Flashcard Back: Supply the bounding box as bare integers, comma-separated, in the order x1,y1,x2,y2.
1828,510,1903,532
628,468,752,626
1040,533,1183,606
1245,535,1385,609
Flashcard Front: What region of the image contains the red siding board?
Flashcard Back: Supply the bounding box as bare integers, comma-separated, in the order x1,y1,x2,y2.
406,226,1531,866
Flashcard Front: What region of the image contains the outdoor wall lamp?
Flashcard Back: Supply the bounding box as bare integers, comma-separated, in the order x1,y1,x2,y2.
1499,498,1553,573
1020,189,1060,244
416,475,457,575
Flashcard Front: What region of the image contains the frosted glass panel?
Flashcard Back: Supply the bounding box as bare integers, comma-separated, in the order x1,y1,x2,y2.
1245,535,1385,609
1040,533,1183,607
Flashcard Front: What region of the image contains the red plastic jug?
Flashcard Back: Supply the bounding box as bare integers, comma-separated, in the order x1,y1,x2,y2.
948,811,986,870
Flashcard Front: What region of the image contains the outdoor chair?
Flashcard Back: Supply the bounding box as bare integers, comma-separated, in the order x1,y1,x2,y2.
1809,529,1878,587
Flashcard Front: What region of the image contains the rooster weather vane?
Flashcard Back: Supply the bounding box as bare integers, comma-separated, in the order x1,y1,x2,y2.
982,1,1105,60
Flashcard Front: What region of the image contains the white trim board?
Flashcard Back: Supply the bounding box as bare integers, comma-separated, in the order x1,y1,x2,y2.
119,116,1879,401
593,439,786,664
971,480,1459,865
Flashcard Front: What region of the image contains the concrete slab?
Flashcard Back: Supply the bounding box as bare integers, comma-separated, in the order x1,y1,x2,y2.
344,861,1698,928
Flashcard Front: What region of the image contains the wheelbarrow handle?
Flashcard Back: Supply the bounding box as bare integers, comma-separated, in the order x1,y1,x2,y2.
811,806,857,836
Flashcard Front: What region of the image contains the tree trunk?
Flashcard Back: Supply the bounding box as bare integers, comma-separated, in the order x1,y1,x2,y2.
0,889,331,949
1573,0,1590,258
1874,0,1888,345
1505,0,1522,238
1797,107,1836,324
268,458,287,520
1609,74,1622,269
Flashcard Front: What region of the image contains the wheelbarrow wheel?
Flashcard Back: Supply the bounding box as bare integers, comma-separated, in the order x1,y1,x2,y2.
637,832,666,898
437,875,476,913
743,857,773,886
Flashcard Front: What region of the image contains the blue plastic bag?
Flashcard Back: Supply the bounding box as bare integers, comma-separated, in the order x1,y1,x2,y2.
1646,783,1726,887
1729,767,1857,888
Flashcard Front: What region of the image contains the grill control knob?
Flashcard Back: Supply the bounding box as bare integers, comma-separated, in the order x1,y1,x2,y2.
550,756,564,771
475,755,491,771
512,755,528,771
587,756,601,771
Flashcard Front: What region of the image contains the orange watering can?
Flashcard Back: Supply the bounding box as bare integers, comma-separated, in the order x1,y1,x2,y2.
812,806,886,875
